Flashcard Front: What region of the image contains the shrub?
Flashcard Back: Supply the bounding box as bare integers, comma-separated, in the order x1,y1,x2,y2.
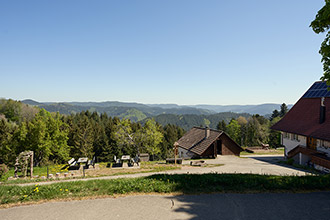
0,164,9,181
287,158,294,165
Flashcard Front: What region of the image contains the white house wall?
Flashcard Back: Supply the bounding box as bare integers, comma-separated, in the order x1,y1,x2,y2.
282,132,306,156
317,140,330,157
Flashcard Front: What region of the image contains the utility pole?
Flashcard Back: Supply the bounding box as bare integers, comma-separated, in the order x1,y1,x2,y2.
173,142,179,165
30,152,33,178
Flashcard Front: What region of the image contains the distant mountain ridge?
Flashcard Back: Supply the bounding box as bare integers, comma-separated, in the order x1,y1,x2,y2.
192,103,293,116
21,99,290,122
21,99,215,121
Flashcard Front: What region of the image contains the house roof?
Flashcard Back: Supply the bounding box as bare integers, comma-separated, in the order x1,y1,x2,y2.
272,81,330,141
176,127,223,155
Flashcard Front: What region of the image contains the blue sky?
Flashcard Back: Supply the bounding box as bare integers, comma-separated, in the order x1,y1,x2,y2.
0,0,326,105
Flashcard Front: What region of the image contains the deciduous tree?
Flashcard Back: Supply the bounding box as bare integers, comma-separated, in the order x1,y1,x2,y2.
311,1,330,83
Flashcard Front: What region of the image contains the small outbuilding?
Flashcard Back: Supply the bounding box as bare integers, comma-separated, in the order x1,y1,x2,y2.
176,127,243,159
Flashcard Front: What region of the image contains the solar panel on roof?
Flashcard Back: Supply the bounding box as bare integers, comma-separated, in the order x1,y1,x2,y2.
302,81,330,98
321,83,327,89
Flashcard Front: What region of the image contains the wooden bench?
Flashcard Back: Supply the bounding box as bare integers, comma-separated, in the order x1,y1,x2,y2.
190,160,205,166
166,158,182,164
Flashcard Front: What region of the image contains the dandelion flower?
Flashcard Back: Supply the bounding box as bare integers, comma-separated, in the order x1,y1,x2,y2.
23,195,28,198
65,189,68,192
60,189,62,191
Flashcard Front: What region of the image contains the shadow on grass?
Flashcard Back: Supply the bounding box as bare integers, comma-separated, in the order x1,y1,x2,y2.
146,173,330,194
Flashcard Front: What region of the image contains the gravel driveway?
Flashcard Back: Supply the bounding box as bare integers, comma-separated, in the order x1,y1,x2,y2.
179,155,310,176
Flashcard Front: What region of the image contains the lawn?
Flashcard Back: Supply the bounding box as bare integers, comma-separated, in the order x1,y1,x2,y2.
240,148,284,156
1,173,330,206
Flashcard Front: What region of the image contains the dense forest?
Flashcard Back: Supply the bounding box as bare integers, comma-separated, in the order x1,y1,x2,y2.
0,99,287,167
147,112,252,130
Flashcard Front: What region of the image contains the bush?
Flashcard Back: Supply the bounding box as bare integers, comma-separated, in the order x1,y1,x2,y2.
0,164,9,181
287,158,294,165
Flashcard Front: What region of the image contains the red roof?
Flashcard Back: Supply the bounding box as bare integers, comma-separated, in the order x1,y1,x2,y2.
271,97,330,141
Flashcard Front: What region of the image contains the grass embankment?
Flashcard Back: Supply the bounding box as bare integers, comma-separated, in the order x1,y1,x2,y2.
1,173,330,206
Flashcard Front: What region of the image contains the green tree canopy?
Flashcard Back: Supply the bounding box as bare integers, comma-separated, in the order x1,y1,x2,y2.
22,109,70,165
279,103,288,117
226,119,241,144
138,119,163,156
217,120,227,132
311,0,330,83
0,119,16,164
114,118,136,156
71,114,94,159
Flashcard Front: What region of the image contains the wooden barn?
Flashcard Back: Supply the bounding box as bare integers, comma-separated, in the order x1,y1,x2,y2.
175,127,243,159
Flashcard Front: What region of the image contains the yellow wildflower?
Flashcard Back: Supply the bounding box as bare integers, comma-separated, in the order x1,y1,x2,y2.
65,189,68,192
23,195,28,198
60,189,62,191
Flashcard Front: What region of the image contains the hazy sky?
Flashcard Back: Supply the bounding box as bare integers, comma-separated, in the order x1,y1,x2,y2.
0,0,326,105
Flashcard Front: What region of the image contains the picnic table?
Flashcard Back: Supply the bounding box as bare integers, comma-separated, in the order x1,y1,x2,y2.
121,155,130,167
77,157,88,164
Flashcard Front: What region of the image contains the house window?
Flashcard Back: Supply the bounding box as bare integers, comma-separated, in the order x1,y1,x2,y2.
291,134,299,141
283,132,289,138
320,140,328,148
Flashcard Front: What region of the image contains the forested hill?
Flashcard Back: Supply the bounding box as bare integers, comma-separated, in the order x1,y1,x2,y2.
22,100,289,122
22,100,215,121
144,112,251,130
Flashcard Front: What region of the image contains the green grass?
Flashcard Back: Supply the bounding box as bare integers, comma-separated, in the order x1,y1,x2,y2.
6,164,70,179
1,173,330,206
240,148,284,155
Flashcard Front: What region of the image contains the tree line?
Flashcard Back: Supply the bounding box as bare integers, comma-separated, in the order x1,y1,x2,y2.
0,99,184,166
217,103,288,148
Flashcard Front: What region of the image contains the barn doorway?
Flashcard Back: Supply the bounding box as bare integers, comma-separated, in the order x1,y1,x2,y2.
217,140,222,155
